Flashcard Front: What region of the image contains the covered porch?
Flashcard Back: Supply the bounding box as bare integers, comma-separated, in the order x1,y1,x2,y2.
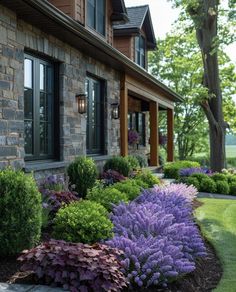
120,74,175,166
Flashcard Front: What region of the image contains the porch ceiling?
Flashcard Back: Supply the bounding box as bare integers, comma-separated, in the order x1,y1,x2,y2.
1,0,183,103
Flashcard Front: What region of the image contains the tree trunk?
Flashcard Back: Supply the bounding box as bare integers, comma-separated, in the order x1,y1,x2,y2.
190,0,226,171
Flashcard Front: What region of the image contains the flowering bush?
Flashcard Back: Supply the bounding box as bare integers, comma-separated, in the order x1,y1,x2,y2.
101,169,126,185
164,161,200,179
128,129,140,145
39,174,66,192
106,184,206,288
157,183,198,202
179,167,212,177
18,239,128,291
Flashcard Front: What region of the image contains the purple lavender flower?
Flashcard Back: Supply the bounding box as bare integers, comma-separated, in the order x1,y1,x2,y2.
179,167,212,177
128,130,140,145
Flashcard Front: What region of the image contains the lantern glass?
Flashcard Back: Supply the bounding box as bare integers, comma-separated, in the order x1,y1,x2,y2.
111,103,119,119
77,94,87,114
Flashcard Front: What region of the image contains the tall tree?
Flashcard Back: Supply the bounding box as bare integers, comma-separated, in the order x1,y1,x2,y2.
168,0,236,171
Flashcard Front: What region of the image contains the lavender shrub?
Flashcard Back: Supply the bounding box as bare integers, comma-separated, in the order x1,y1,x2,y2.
106,184,206,288
179,167,212,177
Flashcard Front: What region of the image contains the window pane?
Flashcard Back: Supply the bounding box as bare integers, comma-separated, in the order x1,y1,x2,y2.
40,64,45,90
97,0,105,35
24,121,33,155
87,0,95,28
24,59,33,88
24,89,33,119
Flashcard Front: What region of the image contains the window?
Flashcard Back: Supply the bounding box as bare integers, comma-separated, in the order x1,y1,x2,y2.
86,76,105,155
24,54,58,161
128,112,146,146
135,36,145,68
87,0,105,35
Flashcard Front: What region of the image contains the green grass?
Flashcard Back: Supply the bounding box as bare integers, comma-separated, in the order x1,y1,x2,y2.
195,199,236,292
195,145,236,158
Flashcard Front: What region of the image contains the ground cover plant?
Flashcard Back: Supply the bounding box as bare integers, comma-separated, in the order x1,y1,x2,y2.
112,179,142,201
53,200,113,244
0,169,42,256
195,199,236,292
164,161,200,179
134,169,160,188
107,184,206,288
18,239,128,292
101,169,126,185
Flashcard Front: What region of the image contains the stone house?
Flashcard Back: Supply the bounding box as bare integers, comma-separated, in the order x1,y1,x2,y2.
0,0,182,178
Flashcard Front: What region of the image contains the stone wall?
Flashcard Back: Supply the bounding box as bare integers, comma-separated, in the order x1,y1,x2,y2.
0,5,120,177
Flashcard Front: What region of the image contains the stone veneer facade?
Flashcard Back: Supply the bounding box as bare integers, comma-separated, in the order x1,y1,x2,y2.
0,5,121,178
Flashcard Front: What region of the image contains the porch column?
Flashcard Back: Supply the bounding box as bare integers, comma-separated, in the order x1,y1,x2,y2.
167,108,174,162
149,101,159,166
120,75,128,156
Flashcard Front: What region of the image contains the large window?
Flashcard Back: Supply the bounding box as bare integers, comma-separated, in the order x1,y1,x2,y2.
87,0,105,36
128,112,146,146
135,36,145,68
24,54,57,161
86,76,105,155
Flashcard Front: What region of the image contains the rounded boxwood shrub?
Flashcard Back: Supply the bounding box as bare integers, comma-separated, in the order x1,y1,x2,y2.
87,186,128,211
163,161,200,179
216,181,230,195
125,155,140,170
67,156,98,198
211,173,228,182
0,169,42,256
113,179,142,201
186,177,200,190
191,173,209,183
229,182,236,196
200,177,217,193
134,170,160,188
53,200,113,244
104,156,131,177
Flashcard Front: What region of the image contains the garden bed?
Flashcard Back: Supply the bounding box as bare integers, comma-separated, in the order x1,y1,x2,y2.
0,238,222,292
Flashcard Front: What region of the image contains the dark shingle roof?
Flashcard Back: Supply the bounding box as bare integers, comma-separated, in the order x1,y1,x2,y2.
113,5,156,49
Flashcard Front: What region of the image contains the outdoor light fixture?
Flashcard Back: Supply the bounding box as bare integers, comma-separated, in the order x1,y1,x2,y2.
76,93,87,114
111,103,119,119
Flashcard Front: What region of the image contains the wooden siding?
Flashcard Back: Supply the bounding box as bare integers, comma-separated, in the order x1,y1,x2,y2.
114,36,132,58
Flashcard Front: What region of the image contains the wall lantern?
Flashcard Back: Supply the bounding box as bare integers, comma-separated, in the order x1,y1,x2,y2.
111,103,119,119
76,93,87,114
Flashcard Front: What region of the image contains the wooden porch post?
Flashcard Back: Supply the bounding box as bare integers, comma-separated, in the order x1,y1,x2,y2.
149,101,159,166
167,108,174,162
120,75,128,157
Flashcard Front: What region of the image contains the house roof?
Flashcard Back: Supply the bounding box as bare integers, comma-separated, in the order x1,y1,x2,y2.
111,0,129,23
113,5,156,49
0,0,182,103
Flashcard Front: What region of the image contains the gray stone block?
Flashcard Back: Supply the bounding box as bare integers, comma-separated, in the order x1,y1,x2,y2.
0,80,10,90
0,146,17,157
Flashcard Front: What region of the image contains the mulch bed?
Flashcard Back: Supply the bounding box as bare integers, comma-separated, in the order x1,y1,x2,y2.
0,200,222,291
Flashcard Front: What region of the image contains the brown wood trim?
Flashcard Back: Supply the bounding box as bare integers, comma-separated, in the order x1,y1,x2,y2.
149,101,159,166
167,108,174,162
120,75,128,156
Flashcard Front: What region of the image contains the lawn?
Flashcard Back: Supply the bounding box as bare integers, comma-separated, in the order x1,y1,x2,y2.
195,199,236,292
195,145,236,158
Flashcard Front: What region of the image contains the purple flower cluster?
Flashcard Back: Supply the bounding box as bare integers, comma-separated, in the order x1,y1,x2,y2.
106,184,206,288
39,174,65,192
128,129,140,145
179,167,212,177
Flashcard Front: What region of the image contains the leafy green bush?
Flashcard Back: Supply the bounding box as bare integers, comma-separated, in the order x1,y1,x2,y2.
113,179,142,201
163,161,200,179
134,170,160,188
200,177,217,193
67,156,98,197
186,177,200,190
226,174,236,184
191,173,209,182
87,185,128,211
53,200,113,243
0,169,42,256
211,173,228,182
216,181,230,195
133,154,148,168
104,156,131,177
125,155,140,170
229,182,236,196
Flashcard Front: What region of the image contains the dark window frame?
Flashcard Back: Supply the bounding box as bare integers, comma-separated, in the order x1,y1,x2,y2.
87,0,106,36
128,112,146,146
135,35,146,68
86,75,105,155
24,53,59,161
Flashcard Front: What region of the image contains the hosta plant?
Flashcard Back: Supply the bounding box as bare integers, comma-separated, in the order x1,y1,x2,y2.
18,239,128,292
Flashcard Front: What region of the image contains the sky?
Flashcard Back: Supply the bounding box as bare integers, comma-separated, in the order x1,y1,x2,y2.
124,0,236,63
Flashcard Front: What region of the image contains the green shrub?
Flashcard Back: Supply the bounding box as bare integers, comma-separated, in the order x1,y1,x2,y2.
125,156,140,170
186,177,200,190
200,177,217,193
53,200,113,243
0,169,42,256
216,181,230,195
133,154,148,168
227,174,236,183
67,156,98,198
229,182,236,196
133,178,149,189
87,186,128,211
191,173,209,182
104,156,131,177
186,156,210,167
211,173,228,182
163,161,200,179
134,170,160,188
113,179,142,201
